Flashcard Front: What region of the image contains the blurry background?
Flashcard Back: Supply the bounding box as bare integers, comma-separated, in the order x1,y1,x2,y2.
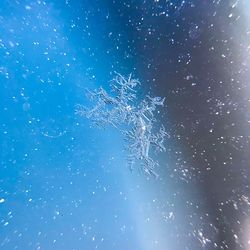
0,0,250,249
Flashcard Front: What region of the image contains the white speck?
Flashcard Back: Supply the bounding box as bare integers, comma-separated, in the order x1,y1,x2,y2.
25,5,32,10
186,75,193,80
0,198,5,203
9,41,14,47
234,234,238,240
169,212,174,219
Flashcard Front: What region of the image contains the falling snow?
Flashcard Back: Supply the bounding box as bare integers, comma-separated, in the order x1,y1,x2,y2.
0,0,250,249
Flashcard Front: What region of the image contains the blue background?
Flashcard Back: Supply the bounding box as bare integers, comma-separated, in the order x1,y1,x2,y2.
1,1,250,249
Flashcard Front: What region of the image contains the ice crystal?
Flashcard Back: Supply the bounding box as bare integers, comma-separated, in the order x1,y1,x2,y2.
76,73,168,177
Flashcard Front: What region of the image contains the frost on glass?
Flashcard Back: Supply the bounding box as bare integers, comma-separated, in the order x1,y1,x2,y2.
76,73,168,177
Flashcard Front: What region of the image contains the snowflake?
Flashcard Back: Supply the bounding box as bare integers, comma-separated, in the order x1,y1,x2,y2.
76,73,168,177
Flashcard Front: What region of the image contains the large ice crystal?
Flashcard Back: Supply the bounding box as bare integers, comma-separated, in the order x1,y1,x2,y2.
76,73,168,177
